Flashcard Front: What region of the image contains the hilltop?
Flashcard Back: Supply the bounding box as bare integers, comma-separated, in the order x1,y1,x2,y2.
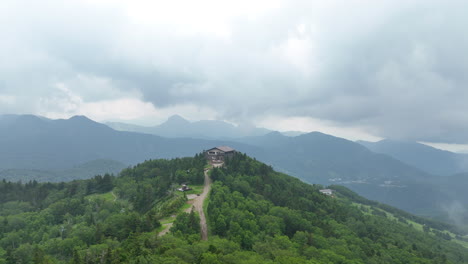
1,153,468,263
3,114,468,228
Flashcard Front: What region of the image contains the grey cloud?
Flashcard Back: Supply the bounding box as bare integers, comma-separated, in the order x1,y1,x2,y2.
1,0,468,143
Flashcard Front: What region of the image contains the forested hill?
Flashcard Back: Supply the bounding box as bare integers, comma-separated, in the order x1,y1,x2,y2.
1,154,468,263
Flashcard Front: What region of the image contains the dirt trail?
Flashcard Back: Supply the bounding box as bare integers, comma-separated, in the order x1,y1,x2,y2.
111,191,117,202
158,222,173,236
192,167,212,240
158,165,217,238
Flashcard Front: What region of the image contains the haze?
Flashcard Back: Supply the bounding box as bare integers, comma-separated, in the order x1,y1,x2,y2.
1,0,468,149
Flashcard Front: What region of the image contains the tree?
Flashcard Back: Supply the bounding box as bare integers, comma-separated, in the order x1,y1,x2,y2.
71,249,82,264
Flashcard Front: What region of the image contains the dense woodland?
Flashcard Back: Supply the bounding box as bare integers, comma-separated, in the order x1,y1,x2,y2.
0,153,468,263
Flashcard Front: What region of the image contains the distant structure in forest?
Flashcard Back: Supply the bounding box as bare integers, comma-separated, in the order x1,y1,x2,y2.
205,146,237,163
319,189,334,196
178,184,192,192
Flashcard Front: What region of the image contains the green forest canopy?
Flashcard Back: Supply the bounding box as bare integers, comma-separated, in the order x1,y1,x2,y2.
0,153,467,263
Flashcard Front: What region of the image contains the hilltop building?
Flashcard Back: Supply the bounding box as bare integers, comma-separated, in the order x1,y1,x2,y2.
319,189,334,196
205,146,237,163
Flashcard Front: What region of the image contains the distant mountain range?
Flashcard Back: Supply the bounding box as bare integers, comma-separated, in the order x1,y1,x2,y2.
0,159,127,182
106,115,304,139
2,114,468,225
0,114,257,170
358,139,468,176
233,131,455,217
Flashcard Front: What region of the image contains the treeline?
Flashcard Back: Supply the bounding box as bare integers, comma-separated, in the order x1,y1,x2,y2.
1,153,468,263
0,154,207,263
206,154,468,263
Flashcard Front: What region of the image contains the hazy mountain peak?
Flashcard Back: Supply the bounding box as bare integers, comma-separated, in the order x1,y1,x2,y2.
65,115,107,127
70,115,90,120
165,114,190,125
68,115,94,122
107,115,272,139
299,131,338,140
281,131,305,137
264,131,285,138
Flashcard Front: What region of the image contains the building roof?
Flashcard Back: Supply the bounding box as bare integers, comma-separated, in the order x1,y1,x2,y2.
216,146,235,152
207,146,236,153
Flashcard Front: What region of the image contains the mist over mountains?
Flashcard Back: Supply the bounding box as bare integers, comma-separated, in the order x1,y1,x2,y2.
0,114,257,171
2,114,468,226
106,115,303,139
359,139,468,176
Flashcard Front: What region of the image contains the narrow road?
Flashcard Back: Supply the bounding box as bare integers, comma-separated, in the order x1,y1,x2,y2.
158,222,173,236
111,191,117,202
191,167,212,240
158,165,216,238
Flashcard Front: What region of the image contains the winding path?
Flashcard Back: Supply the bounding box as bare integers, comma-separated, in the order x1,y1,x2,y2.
111,191,117,202
192,167,212,240
158,222,173,236
158,165,216,239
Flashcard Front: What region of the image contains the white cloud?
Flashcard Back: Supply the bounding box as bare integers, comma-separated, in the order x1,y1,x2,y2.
35,82,218,125
270,24,317,76
1,0,468,143
0,94,15,105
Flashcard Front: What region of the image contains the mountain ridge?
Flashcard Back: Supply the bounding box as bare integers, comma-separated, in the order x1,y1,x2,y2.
1,114,466,226
359,139,468,176
106,115,302,139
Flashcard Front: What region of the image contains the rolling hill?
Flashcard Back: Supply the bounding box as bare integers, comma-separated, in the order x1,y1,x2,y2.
358,139,468,176
234,132,454,217
1,114,465,225
1,154,468,263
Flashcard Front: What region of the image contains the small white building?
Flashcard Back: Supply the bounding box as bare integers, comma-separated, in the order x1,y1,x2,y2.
319,189,334,196
178,184,192,192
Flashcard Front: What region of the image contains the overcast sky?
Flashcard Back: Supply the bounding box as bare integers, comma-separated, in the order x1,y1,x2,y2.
1,0,468,146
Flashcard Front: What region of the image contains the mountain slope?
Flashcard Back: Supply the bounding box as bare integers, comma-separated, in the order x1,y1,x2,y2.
1,114,462,225
1,154,467,263
235,132,455,217
106,115,272,139
359,139,468,176
239,132,432,184
0,114,259,172
0,159,127,182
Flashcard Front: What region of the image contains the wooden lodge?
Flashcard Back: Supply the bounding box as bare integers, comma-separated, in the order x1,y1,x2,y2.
205,146,237,163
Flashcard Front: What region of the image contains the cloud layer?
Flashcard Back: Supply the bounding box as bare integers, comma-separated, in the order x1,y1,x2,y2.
1,0,468,142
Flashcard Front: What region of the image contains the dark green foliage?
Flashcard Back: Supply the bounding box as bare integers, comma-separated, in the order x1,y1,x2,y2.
0,154,206,263
170,209,201,239
0,153,468,263
207,154,468,263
